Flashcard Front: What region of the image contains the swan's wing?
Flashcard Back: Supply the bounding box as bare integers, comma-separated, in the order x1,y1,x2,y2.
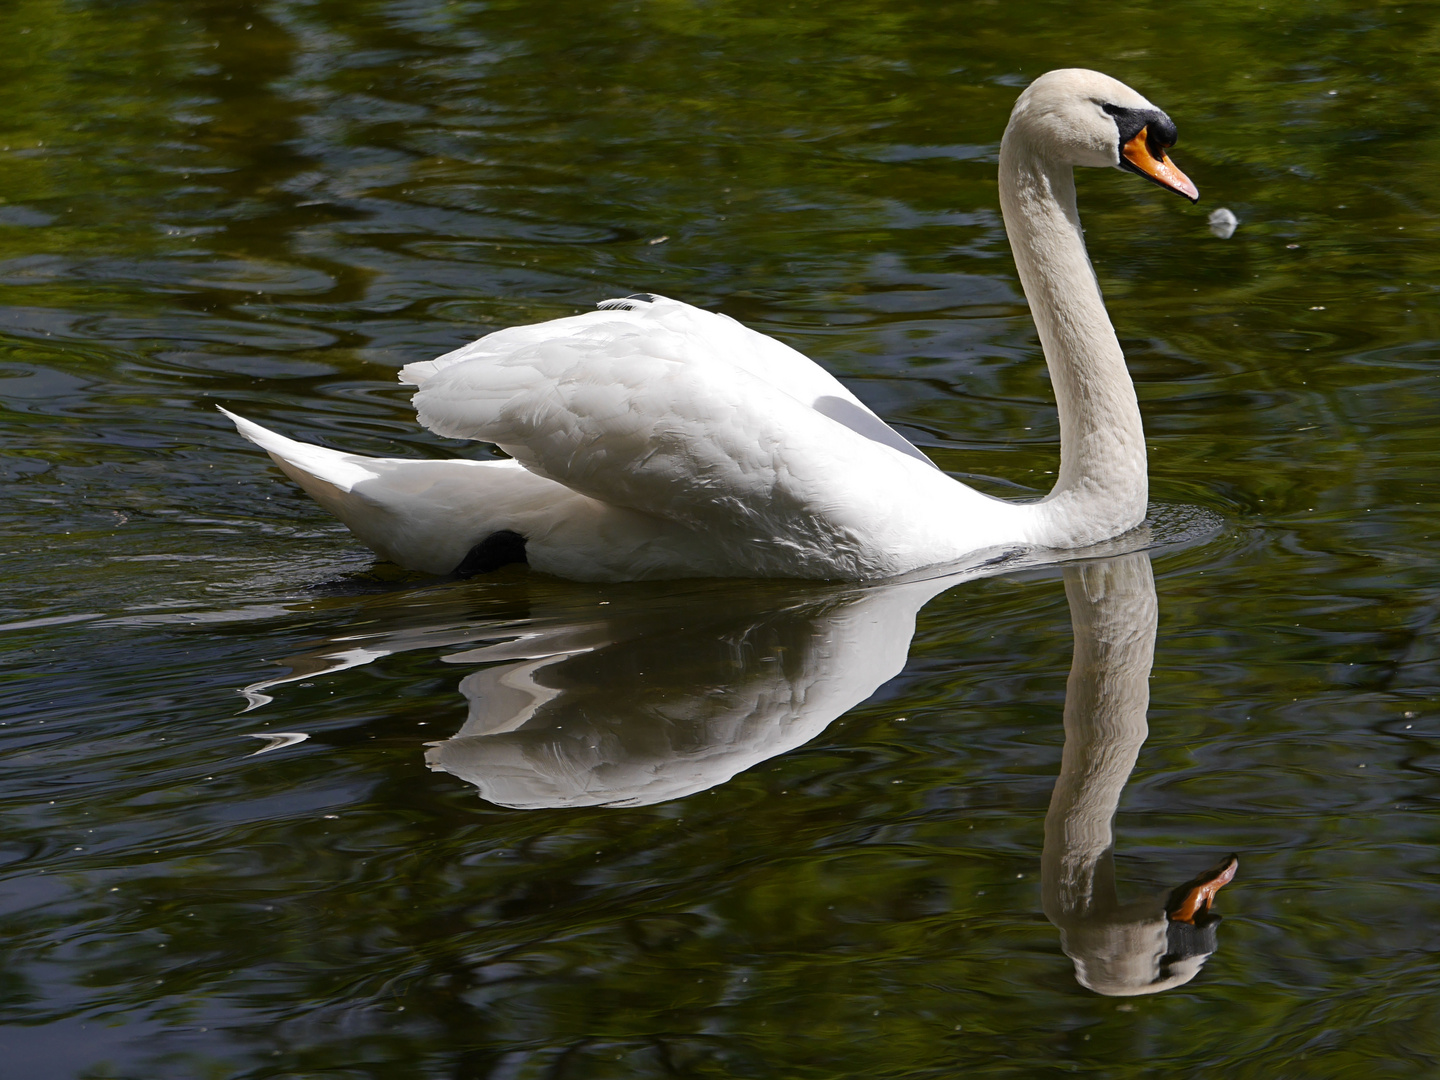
406,299,948,572
400,295,935,469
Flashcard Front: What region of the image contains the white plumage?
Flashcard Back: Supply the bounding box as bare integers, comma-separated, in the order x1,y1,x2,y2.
224,69,1198,583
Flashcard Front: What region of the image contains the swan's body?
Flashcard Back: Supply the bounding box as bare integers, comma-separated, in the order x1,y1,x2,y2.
224,69,1197,582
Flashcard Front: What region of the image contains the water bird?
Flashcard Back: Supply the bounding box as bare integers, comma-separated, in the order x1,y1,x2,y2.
224,69,1198,582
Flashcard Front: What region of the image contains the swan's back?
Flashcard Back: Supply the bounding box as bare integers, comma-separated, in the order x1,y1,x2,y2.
401,295,934,469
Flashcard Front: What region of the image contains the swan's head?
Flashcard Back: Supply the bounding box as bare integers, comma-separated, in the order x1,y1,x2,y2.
1005,68,1198,202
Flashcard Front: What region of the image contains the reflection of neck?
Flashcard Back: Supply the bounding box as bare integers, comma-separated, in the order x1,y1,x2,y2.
1041,554,1157,925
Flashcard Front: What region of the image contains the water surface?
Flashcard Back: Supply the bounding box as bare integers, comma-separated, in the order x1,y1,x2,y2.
3,1,1440,1076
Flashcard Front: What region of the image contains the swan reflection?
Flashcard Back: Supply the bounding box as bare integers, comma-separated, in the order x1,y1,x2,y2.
423,575,952,809
244,547,1233,995
1042,554,1236,996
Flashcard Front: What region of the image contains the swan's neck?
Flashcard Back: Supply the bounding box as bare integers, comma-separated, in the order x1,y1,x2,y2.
998,139,1147,547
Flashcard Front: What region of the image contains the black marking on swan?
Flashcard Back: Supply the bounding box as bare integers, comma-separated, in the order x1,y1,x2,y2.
454,530,528,577
597,293,659,310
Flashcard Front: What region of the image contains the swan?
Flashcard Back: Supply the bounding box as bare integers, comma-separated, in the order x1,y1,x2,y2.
222,68,1198,582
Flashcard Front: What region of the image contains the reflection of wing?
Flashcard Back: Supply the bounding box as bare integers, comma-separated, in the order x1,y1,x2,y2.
424,577,952,809
407,297,963,578
453,658,571,737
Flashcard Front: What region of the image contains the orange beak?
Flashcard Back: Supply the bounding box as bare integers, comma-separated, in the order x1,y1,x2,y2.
1122,126,1199,203
1166,854,1238,924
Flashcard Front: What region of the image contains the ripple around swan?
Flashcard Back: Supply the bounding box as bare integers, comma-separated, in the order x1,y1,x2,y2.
898,501,1232,586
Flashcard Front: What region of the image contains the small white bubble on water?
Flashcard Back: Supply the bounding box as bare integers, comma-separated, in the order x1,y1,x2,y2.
1209,207,1239,238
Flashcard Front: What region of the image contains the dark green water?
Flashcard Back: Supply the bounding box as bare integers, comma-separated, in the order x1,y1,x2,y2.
4,0,1440,1076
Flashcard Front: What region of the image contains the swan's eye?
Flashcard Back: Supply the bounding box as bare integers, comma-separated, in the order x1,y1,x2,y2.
1100,102,1150,147
1102,104,1179,155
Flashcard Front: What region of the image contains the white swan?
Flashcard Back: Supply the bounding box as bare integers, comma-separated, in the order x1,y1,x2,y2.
223,68,1198,582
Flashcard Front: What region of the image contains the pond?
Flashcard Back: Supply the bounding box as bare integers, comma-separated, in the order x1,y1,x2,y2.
3,0,1440,1076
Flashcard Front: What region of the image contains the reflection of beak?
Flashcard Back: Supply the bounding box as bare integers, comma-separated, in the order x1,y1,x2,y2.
1165,854,1238,924
1121,127,1200,203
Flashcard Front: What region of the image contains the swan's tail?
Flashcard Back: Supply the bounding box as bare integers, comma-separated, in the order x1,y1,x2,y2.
218,406,571,575
219,407,382,494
